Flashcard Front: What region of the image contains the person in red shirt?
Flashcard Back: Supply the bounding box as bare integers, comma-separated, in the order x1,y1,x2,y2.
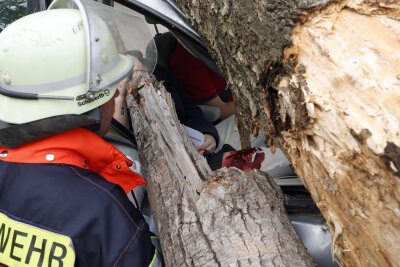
170,43,234,120
169,42,290,173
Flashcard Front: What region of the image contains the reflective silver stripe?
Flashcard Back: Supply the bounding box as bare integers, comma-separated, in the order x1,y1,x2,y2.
46,0,133,98
76,0,94,94
48,0,97,94
97,55,133,90
0,74,86,94
100,54,120,76
83,0,101,92
38,95,75,100
0,54,127,94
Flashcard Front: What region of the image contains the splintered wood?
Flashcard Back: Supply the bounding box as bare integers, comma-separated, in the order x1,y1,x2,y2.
126,71,313,266
175,0,400,266
277,1,400,266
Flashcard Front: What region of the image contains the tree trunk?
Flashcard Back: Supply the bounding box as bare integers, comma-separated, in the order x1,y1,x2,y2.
175,0,400,266
126,70,314,266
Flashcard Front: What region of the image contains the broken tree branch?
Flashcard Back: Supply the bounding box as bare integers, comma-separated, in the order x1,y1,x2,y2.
126,69,314,266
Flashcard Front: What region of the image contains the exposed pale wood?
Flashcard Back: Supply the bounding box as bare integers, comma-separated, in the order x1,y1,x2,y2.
126,70,313,266
176,0,400,266
279,4,400,266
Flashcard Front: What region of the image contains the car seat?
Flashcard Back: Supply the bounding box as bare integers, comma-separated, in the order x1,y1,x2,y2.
152,32,178,71
150,32,221,122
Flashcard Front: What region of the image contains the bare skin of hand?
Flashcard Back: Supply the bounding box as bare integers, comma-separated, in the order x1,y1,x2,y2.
198,134,216,153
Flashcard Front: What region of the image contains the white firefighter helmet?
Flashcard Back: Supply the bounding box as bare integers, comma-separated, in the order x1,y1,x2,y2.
0,0,157,125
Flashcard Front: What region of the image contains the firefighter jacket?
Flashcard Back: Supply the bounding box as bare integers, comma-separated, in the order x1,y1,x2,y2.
0,128,157,267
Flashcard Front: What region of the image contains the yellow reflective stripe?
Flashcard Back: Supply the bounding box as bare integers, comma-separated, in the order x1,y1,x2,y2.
0,212,75,267
148,249,157,267
150,236,158,239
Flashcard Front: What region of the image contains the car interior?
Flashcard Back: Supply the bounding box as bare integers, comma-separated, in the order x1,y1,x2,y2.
150,30,222,123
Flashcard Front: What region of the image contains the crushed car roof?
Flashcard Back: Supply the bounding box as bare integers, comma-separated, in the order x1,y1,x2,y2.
118,0,202,45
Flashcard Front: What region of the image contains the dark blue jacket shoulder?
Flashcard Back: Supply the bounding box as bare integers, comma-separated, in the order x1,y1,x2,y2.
0,161,154,267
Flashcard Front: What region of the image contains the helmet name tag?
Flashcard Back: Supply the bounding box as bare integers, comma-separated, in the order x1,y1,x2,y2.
77,89,110,106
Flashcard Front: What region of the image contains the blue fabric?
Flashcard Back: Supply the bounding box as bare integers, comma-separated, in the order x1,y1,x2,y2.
153,65,220,147
0,161,155,267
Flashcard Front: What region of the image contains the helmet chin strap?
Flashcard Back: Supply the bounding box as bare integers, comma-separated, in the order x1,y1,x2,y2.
0,108,101,149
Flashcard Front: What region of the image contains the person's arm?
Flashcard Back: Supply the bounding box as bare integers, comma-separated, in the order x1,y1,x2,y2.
203,96,235,121
153,65,220,152
170,44,233,121
178,78,220,152
181,90,219,153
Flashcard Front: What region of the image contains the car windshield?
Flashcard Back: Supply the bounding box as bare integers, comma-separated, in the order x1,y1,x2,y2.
0,0,27,32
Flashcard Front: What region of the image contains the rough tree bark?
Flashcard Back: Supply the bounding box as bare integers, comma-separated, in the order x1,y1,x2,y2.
126,70,314,266
176,0,400,266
